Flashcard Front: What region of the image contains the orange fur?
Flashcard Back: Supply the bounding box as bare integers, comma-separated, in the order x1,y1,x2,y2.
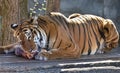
0,12,119,60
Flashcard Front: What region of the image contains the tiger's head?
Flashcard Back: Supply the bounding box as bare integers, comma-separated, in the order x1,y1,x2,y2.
11,16,47,58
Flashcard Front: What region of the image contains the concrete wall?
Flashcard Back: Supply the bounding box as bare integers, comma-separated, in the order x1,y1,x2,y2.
60,0,120,32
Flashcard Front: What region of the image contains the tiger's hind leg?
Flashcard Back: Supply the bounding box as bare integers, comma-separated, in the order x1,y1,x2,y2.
0,41,27,56
102,19,119,53
0,41,22,54
0,44,16,54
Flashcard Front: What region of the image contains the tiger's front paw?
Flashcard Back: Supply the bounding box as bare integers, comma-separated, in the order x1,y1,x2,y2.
35,50,48,61
35,53,48,61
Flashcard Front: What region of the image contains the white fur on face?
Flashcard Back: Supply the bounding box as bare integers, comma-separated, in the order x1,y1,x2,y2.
34,28,47,49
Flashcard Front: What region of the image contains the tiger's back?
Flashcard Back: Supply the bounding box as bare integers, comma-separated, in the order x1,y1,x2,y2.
67,14,119,55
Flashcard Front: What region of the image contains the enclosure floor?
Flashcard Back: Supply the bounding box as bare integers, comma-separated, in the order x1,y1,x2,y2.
0,47,120,73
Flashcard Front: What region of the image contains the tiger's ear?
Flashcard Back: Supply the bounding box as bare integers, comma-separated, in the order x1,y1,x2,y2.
29,16,38,24
30,18,34,23
11,24,18,30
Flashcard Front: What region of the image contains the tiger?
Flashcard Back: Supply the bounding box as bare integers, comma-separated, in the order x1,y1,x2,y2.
0,12,119,60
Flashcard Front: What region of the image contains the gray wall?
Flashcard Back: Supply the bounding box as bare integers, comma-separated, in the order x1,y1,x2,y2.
60,0,120,32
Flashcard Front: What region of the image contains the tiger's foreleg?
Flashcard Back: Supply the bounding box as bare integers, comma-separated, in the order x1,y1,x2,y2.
35,45,81,60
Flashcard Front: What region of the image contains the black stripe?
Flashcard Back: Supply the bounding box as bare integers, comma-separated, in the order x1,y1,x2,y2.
88,42,92,55
52,24,58,48
78,18,86,54
60,17,67,31
74,17,81,43
57,40,62,48
94,19,106,41
88,26,93,55
81,16,92,55
46,31,50,49
77,22,80,41
72,23,75,35
74,24,80,43
86,16,100,54
111,36,118,42
82,18,92,55
87,24,92,55
33,27,43,42
64,20,74,43
64,44,72,50
90,17,101,48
